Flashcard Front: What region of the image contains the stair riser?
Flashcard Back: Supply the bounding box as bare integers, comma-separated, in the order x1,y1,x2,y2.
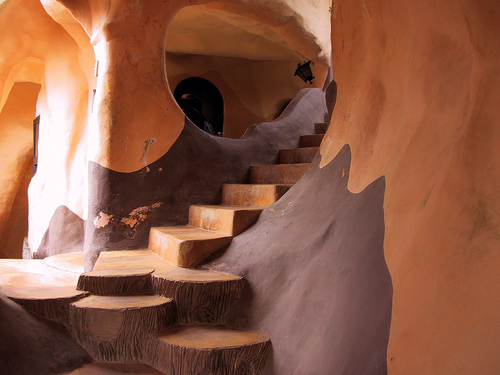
144,338,271,375
222,184,290,207
77,274,153,296
69,303,175,363
152,276,245,324
149,229,233,268
250,164,309,184
10,295,86,326
315,122,328,134
189,206,262,236
279,147,318,164
299,134,323,147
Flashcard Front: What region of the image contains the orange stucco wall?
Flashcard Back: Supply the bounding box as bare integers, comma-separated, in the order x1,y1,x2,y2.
166,54,326,138
0,82,39,258
321,1,500,373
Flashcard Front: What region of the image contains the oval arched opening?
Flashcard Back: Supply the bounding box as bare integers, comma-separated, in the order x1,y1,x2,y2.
174,77,224,136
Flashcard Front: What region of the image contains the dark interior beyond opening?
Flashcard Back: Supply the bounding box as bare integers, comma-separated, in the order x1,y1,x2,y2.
174,77,224,136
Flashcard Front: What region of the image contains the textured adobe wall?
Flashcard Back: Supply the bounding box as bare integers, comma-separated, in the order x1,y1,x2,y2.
0,0,94,257
209,146,392,374
319,1,500,373
0,82,39,258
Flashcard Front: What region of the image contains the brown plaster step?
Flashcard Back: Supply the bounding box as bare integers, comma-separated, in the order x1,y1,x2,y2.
189,205,263,236
315,122,329,134
92,250,244,324
0,259,84,324
69,295,175,363
149,226,232,268
250,163,310,184
93,250,245,324
153,268,244,324
77,269,154,296
279,147,319,164
299,134,323,147
144,325,271,375
222,183,292,207
7,287,87,325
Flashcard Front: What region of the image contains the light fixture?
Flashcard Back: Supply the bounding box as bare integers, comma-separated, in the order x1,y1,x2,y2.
294,60,315,84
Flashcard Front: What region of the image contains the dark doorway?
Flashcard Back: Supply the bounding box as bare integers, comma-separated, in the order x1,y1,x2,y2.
174,77,224,136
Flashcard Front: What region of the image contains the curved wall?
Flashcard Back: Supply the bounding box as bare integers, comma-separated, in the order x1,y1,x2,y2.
320,1,500,373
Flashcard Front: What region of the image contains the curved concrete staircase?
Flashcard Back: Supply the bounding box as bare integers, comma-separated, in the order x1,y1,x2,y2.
0,123,327,375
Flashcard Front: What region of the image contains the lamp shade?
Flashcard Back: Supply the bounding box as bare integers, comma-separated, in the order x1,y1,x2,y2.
294,60,315,84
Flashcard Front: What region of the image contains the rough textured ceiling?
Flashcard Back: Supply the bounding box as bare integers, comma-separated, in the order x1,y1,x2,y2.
166,6,306,61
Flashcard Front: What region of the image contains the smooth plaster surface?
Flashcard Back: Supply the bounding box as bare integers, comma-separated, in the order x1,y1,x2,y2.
320,1,500,373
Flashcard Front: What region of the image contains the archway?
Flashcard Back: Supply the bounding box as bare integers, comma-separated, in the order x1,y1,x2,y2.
174,77,224,136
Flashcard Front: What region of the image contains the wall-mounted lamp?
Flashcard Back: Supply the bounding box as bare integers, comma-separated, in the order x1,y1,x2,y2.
294,60,315,84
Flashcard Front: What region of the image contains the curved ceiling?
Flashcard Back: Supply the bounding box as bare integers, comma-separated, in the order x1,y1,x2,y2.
166,6,307,61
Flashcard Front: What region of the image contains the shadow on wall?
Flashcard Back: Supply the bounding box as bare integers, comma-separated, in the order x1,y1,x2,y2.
208,145,393,374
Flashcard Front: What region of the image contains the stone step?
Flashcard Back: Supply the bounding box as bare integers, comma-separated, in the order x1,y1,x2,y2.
152,268,244,324
222,183,292,207
0,259,84,324
149,227,233,268
189,205,263,236
77,269,154,296
279,147,319,164
315,122,329,134
8,287,87,325
250,163,310,184
69,295,175,363
144,325,271,375
299,134,323,147
93,250,245,324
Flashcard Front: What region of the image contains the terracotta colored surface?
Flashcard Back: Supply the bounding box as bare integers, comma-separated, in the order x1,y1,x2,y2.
93,250,241,282
249,163,310,184
318,1,500,373
72,295,172,310
43,251,85,274
158,325,270,349
0,82,39,258
209,146,392,374
222,183,292,207
0,0,94,257
149,226,233,268
81,269,154,277
189,205,264,236
279,147,319,164
0,259,79,296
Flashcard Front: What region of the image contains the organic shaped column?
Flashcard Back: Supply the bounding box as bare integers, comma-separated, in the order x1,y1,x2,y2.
53,0,207,270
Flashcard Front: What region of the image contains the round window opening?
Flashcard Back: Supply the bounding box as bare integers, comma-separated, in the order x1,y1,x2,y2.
174,77,224,136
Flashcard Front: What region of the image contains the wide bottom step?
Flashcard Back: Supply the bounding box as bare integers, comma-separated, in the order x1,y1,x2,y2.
144,325,271,375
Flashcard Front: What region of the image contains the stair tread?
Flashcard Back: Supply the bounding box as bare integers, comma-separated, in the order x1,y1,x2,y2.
82,268,155,277
71,295,173,310
157,325,270,349
0,259,80,299
5,286,85,300
95,250,241,282
190,204,266,211
250,163,310,184
279,146,319,152
44,252,84,274
151,226,232,240
223,183,293,188
250,163,310,168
